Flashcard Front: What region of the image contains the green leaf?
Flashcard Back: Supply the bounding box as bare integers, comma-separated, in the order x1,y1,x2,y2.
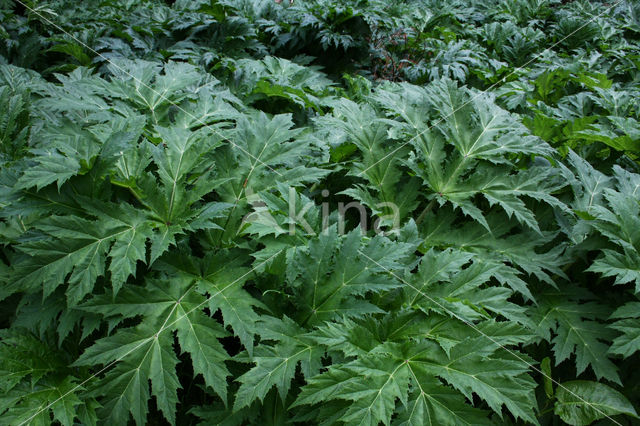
74,276,231,424
395,375,492,426
0,330,96,425
532,287,620,384
12,216,118,303
0,86,30,159
390,79,562,232
317,99,415,222
608,302,640,357
407,248,533,327
286,228,409,326
588,249,640,292
295,338,537,425
234,316,323,411
554,381,638,425
175,306,231,402
217,111,327,205
16,148,82,191
163,251,266,357
0,377,85,426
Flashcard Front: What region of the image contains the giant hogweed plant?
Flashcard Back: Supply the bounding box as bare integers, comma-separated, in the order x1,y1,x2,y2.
0,60,637,425
1,0,640,425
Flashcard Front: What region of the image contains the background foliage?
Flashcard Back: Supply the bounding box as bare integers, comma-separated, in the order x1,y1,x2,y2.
1,0,640,425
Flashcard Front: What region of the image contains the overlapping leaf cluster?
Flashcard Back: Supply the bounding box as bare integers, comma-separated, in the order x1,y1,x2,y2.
1,0,640,425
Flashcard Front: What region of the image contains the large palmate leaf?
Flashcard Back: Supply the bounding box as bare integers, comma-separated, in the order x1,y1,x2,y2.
285,227,412,326
233,56,335,111
230,228,417,413
10,212,154,303
405,248,533,327
15,148,82,191
75,276,232,424
315,98,419,225
211,111,329,241
159,249,266,357
421,209,567,294
103,60,204,120
4,94,232,305
137,124,232,234
216,111,328,202
531,286,620,384
75,324,180,425
375,79,565,232
234,316,324,411
584,165,640,292
295,337,537,425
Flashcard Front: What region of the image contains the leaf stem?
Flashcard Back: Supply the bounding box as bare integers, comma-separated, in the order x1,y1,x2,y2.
415,199,436,225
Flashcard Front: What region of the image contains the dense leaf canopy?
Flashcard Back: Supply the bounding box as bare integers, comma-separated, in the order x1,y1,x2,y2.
1,0,640,425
